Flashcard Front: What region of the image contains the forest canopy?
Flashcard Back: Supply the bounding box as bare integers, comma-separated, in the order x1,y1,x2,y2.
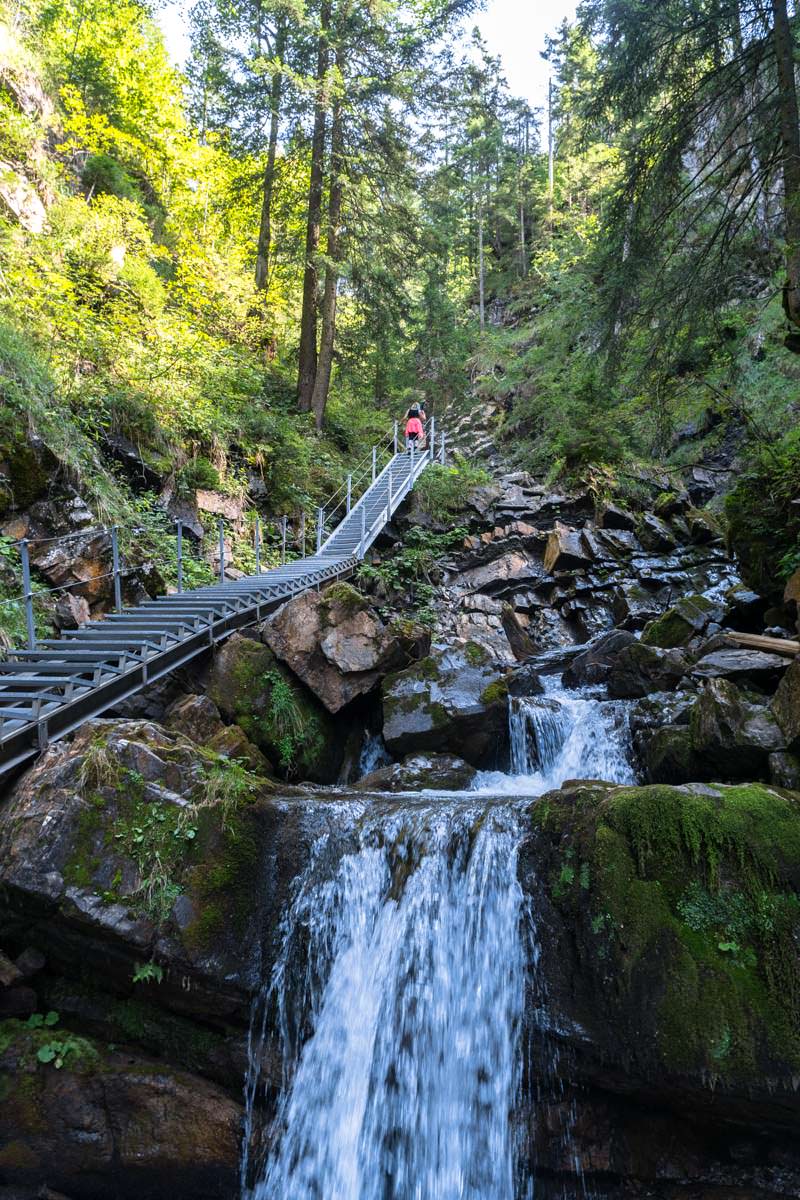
0,0,798,584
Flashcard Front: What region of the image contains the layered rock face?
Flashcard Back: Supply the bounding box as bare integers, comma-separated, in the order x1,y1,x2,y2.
0,721,312,1199
519,779,800,1197
1,461,800,1198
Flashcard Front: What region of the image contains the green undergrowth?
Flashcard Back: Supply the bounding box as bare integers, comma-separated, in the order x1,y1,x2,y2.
413,459,491,521
208,639,335,778
533,783,800,1082
65,731,266,932
357,526,467,627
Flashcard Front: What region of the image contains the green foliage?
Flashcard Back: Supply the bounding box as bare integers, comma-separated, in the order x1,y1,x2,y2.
413,460,491,521
726,428,800,595
357,526,466,627
261,667,307,773
132,961,164,985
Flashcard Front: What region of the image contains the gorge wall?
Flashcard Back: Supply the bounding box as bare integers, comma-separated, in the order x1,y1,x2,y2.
1,459,800,1198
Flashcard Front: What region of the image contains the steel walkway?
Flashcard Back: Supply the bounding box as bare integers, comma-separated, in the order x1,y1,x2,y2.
0,438,437,778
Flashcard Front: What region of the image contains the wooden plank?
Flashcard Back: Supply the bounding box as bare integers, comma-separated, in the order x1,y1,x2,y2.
724,632,800,658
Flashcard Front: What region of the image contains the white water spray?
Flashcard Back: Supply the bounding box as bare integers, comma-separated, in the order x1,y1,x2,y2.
243,673,637,1199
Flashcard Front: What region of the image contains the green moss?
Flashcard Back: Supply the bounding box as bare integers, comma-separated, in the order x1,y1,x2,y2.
464,640,489,666
425,701,450,730
183,803,261,954
533,782,800,1080
320,580,367,615
641,595,713,648
480,678,509,706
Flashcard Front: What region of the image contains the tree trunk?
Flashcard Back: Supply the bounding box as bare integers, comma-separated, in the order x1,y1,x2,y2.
772,0,800,326
297,1,331,411
310,58,345,431
255,19,287,291
477,192,485,331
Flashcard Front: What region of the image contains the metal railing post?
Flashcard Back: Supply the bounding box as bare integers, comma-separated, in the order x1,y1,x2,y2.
300,511,306,559
111,525,122,612
388,468,393,515
371,445,377,483
429,414,436,462
19,539,35,650
254,515,261,575
281,515,287,564
359,503,366,558
439,430,446,465
316,507,324,553
175,520,184,593
346,474,352,515
218,518,225,583
410,439,415,477
393,421,398,454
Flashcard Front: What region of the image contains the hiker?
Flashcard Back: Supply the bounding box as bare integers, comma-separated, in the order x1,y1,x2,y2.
405,405,424,452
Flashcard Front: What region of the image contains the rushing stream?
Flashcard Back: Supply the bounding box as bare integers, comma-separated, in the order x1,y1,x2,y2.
242,679,636,1199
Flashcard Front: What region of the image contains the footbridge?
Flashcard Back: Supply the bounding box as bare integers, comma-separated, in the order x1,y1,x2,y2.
0,423,444,778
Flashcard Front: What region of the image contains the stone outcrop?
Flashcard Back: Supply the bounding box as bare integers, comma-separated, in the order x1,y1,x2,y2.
543,522,594,573
0,1027,241,1200
688,678,784,777
262,582,428,714
207,632,342,780
607,642,689,699
382,646,510,767
520,780,800,1196
358,752,476,793
690,647,789,690
772,658,800,752
562,629,637,688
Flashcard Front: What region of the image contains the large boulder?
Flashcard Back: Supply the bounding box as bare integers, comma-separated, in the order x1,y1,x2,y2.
0,719,299,1026
0,1025,240,1200
164,694,226,744
689,678,784,778
382,647,510,767
562,629,636,688
521,779,800,1165
164,693,272,774
607,642,688,699
543,522,594,574
691,648,789,692
262,583,427,714
640,594,722,649
207,632,342,781
636,512,677,552
642,725,702,784
358,752,476,793
772,658,800,753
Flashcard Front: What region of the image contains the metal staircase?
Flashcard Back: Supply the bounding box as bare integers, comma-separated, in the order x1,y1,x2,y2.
0,431,440,779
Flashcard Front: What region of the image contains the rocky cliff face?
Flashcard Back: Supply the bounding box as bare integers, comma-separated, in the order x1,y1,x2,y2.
1,461,800,1198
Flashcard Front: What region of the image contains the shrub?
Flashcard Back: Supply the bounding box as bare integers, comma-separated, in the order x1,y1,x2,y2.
413,460,490,521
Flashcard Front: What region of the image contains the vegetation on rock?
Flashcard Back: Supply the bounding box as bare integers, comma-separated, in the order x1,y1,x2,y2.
531,782,800,1082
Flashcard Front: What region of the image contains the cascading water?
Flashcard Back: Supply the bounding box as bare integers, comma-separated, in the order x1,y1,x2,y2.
475,677,636,796
242,672,637,1200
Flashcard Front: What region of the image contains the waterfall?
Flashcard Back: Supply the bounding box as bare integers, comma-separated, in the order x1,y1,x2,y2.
476,678,636,796
244,798,528,1200
358,731,392,777
242,676,637,1199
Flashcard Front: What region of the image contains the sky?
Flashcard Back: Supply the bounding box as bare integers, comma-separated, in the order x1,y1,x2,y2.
475,0,578,114
157,0,579,114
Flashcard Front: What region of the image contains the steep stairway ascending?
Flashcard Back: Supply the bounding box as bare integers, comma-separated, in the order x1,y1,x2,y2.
0,437,437,778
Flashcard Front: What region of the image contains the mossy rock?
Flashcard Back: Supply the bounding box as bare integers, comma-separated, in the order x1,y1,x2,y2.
641,594,716,649
382,649,509,767
0,433,57,516
528,781,800,1086
207,633,342,781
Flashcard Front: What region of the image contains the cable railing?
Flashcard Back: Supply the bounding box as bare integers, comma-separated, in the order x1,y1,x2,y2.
0,418,447,654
